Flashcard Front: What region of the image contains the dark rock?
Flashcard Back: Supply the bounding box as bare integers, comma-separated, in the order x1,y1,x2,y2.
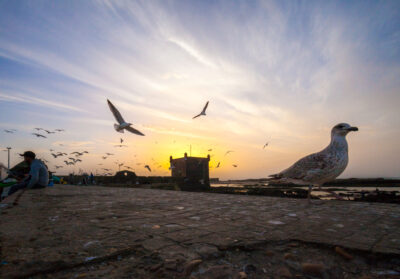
301,263,325,278
183,259,202,276
199,265,239,279
276,266,292,278
243,264,257,274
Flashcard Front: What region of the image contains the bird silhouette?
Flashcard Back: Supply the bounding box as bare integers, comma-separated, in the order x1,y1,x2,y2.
193,101,209,119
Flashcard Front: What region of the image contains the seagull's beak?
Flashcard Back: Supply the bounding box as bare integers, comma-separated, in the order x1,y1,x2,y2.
347,126,358,132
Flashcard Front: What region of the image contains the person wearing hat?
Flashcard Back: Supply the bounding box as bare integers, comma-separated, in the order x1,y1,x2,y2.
6,151,49,197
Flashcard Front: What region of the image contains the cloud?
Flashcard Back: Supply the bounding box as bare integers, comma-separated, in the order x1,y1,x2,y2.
0,91,83,112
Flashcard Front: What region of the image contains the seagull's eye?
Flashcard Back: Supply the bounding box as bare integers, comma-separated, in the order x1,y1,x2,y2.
337,124,344,129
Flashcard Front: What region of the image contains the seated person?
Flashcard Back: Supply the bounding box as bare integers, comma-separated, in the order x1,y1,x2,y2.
6,151,49,197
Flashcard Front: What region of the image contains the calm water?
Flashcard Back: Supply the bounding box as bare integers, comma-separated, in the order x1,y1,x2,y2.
211,183,400,198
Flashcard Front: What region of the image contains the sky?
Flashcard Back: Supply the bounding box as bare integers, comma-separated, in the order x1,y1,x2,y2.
0,0,399,179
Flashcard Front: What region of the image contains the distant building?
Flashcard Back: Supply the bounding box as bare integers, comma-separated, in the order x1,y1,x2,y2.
170,153,210,191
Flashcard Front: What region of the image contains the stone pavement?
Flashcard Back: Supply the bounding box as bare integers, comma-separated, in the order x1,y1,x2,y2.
1,186,399,279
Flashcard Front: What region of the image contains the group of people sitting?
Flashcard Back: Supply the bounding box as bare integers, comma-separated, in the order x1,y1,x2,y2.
1,151,49,201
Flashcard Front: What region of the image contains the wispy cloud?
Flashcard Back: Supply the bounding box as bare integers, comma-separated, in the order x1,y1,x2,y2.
0,91,83,112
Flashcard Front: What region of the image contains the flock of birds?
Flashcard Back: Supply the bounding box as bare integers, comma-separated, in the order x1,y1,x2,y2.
3,97,358,202
32,128,65,138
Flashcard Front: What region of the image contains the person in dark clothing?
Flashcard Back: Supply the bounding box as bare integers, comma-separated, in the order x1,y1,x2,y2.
6,151,49,197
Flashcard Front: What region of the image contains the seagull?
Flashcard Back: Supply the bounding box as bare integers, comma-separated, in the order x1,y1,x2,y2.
34,128,43,131
55,129,64,132
232,164,238,168
144,165,152,172
105,153,114,156
208,149,212,152
268,123,358,203
4,129,16,133
225,150,234,156
107,99,145,136
32,133,47,138
120,138,124,144
216,162,220,168
114,145,128,148
263,142,269,149
51,153,60,158
193,101,209,119
55,166,63,169
44,129,55,134
102,156,108,160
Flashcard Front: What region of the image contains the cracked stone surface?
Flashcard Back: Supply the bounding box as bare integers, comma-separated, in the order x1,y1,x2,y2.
1,186,399,278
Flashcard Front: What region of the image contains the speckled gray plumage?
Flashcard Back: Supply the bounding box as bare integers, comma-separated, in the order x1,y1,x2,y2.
270,123,357,186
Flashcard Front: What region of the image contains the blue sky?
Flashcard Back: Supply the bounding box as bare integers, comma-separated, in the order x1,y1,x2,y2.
0,0,399,179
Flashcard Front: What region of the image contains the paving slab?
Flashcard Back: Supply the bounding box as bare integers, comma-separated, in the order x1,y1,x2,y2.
1,185,399,278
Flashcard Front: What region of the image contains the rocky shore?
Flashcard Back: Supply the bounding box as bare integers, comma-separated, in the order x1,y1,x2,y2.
1,186,399,278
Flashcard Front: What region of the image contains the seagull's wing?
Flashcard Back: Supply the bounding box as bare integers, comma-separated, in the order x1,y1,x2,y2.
202,101,209,113
192,113,202,119
270,152,334,182
107,99,125,124
125,126,145,136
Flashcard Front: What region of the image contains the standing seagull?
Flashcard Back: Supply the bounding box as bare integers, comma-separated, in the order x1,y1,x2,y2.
193,101,209,119
107,99,145,136
268,123,358,203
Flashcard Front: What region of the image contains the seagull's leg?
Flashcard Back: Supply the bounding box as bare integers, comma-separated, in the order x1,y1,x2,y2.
307,185,325,206
307,185,312,204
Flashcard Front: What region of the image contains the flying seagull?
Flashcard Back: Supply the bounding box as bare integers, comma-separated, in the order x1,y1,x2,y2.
55,129,64,132
193,101,209,119
268,123,358,203
225,150,234,156
107,99,145,136
105,153,114,156
44,129,55,134
263,142,269,149
144,165,152,172
120,138,124,144
216,162,220,168
4,129,16,133
32,133,47,138
114,144,128,148
232,164,238,168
